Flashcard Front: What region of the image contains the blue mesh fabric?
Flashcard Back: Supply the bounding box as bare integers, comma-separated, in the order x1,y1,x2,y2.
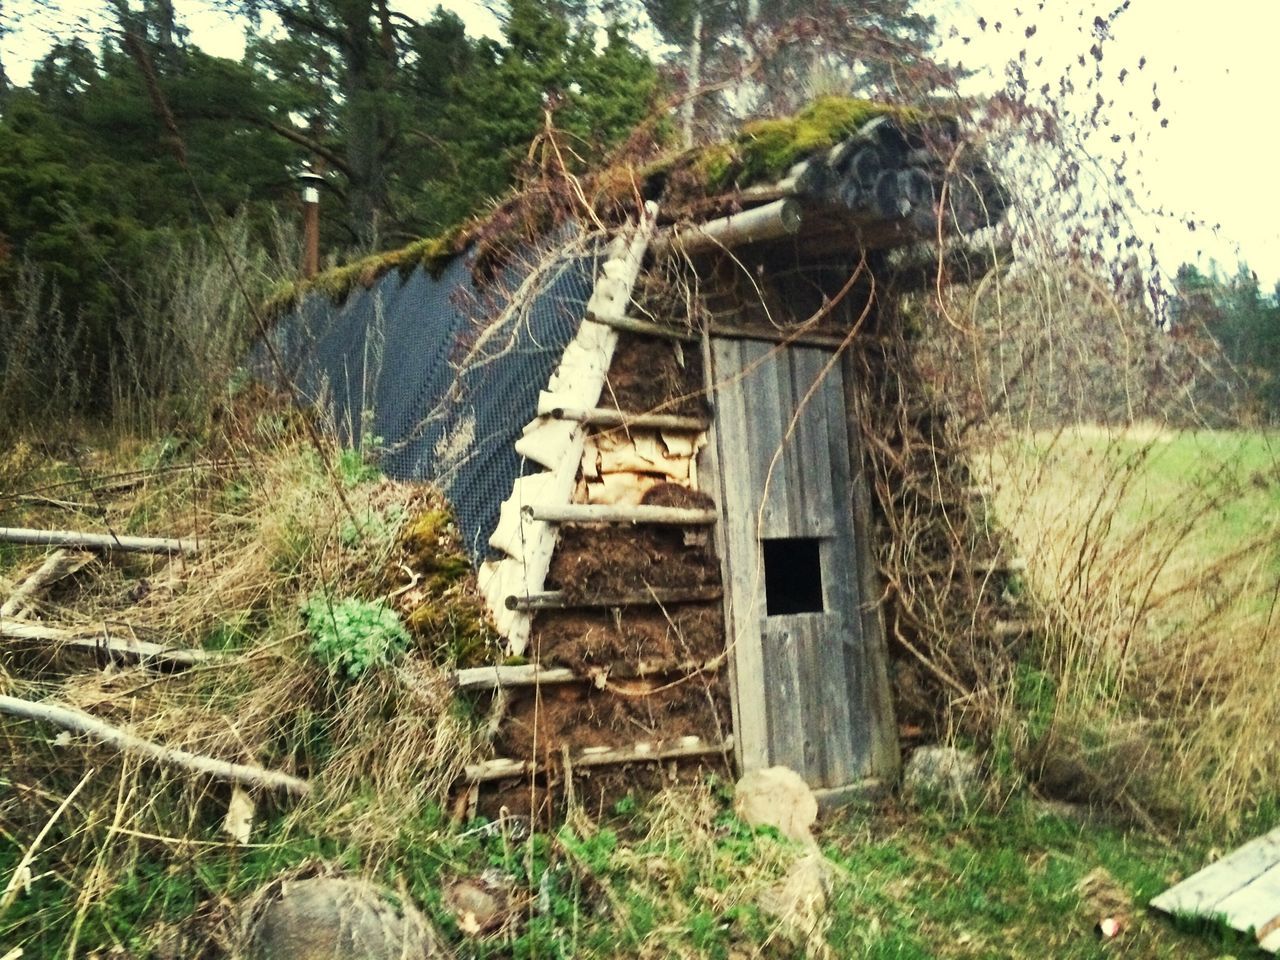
262,237,597,563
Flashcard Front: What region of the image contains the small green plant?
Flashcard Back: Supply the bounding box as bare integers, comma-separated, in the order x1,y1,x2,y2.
302,594,410,679
336,446,380,487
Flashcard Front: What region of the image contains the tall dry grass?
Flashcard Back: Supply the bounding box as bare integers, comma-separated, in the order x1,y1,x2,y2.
916,250,1280,824
0,417,485,954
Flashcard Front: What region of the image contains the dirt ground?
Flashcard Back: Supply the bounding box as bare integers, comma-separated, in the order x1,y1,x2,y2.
545,522,720,602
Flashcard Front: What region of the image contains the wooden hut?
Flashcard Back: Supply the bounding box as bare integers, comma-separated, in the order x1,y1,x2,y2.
266,97,1009,807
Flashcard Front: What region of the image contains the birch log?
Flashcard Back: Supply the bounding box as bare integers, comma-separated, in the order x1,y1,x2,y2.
0,527,202,555
1,550,91,618
1,618,213,668
0,694,310,796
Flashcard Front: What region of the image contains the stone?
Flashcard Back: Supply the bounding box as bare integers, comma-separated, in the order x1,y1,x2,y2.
733,766,819,846
902,746,982,806
242,876,450,960
757,852,834,922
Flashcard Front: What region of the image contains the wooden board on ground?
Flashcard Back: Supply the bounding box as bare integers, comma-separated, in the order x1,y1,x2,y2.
1151,825,1280,951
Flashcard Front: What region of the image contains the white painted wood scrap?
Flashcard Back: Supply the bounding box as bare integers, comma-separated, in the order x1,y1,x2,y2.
1151,824,1280,951
480,202,658,654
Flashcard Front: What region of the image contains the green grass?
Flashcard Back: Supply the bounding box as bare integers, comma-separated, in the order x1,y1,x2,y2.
822,797,1228,959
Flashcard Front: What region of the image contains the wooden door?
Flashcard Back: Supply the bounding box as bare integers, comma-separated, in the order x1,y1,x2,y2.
708,337,898,788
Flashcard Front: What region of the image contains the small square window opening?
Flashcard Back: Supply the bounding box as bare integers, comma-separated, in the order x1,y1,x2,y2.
762,538,824,615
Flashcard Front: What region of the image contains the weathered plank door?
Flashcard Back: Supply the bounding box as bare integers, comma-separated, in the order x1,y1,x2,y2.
708,337,898,788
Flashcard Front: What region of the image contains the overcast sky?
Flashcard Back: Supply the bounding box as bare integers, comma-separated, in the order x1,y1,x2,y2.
4,0,1278,287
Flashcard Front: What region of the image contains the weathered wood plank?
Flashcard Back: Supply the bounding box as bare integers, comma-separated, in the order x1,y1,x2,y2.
1211,861,1280,942
0,527,202,555
701,327,745,775
1151,826,1280,918
711,337,770,771
462,736,734,783
541,405,708,432
841,350,900,778
453,664,578,692
585,311,700,342
761,617,806,777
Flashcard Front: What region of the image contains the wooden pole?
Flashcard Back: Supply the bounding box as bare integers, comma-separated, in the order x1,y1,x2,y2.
653,198,803,257
521,504,717,526
0,527,201,555
463,735,733,783
506,586,722,611
453,664,577,693
0,694,310,796
541,406,708,433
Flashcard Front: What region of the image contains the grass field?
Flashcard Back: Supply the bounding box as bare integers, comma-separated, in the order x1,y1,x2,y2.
980,424,1280,824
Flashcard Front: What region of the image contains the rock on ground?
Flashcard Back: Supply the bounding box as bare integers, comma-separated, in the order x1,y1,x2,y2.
902,745,982,806
734,766,819,846
242,876,451,960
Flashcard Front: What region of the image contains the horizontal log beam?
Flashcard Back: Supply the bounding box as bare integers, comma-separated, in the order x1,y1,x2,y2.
453,664,577,692
1,618,214,669
462,735,733,783
507,586,722,611
585,311,700,342
544,406,708,433
521,504,717,526
0,527,202,555
654,198,803,257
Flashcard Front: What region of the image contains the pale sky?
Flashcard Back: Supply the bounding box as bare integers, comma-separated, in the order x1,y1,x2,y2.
4,0,1278,287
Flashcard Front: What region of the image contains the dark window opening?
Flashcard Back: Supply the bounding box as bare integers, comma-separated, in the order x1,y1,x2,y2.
762,538,824,615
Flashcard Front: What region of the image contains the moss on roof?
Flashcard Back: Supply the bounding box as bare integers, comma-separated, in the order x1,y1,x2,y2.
266,97,941,318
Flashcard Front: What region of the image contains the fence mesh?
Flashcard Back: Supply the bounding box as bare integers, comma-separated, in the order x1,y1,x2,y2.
261,233,599,562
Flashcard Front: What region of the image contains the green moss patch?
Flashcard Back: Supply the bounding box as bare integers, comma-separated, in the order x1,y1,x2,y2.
263,97,941,319
388,500,496,666
261,223,470,319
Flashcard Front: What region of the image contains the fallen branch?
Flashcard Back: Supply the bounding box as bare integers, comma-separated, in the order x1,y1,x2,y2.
0,527,202,555
1,618,214,669
1,550,92,618
0,694,310,797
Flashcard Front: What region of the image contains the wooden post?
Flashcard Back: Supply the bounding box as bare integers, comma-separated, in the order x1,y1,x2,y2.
299,168,324,279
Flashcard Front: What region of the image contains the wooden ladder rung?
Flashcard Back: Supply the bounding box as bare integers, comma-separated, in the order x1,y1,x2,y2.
545,406,709,432
453,664,577,692
506,586,722,611
522,504,717,526
586,311,700,342
462,735,734,783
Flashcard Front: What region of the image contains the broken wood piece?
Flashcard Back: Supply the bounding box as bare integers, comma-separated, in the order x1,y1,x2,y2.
1,549,92,618
0,693,310,796
521,504,716,526
654,198,802,256
1151,825,1280,951
0,527,202,555
1,618,214,669
462,735,733,783
506,585,722,611
543,405,708,433
453,664,578,692
584,311,700,342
